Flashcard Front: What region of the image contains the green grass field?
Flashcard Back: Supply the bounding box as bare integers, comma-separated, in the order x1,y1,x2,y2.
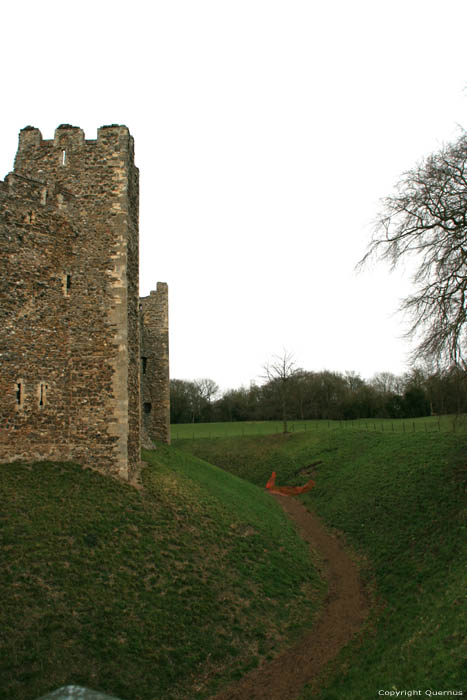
171,414,467,440
176,427,467,698
2,422,466,700
0,448,324,700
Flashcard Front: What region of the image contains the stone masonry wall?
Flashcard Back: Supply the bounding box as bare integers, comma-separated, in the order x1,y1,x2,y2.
0,125,141,480
140,283,170,444
0,175,76,463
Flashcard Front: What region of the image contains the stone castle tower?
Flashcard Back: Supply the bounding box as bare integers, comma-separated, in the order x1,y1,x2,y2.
0,125,170,480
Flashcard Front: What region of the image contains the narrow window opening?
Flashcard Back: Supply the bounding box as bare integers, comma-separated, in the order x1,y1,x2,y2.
61,149,67,166
39,383,47,408
41,188,48,206
16,383,22,405
143,402,152,414
142,357,148,374
63,273,71,297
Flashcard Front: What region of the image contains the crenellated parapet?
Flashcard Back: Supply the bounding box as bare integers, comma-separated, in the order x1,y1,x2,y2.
15,124,136,182
16,123,133,153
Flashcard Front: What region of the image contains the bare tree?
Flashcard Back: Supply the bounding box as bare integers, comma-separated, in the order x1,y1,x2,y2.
195,378,219,403
359,132,467,369
262,350,300,433
344,370,364,392
370,371,403,396
195,378,220,421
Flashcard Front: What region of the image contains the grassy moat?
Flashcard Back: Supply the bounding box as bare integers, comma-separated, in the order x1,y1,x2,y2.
177,425,467,697
1,421,466,699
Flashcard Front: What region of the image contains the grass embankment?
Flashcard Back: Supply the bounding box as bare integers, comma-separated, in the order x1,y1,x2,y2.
0,447,324,700
176,429,467,697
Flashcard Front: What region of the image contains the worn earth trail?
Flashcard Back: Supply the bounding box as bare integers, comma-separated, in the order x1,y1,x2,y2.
210,494,370,700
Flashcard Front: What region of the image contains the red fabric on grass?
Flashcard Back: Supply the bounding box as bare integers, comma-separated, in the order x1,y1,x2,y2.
265,471,315,496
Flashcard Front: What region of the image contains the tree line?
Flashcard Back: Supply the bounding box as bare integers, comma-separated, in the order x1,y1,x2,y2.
170,365,467,424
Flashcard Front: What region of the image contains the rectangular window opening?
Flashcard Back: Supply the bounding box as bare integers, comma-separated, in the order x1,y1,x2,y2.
62,150,66,166
142,357,148,374
63,273,71,297
143,402,152,414
16,383,22,406
39,383,47,408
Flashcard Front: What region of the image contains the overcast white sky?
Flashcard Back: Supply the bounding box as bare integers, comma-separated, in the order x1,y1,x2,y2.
1,0,466,391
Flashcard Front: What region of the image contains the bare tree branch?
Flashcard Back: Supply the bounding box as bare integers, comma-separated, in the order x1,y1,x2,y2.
358,131,467,369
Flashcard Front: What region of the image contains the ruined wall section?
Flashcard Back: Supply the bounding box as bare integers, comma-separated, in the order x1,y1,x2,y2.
3,124,140,479
140,283,170,444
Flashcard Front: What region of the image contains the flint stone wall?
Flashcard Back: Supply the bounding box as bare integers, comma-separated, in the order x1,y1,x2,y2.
0,125,141,479
140,283,170,444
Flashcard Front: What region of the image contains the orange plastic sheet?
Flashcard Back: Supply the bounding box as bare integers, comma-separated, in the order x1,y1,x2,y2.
265,471,315,496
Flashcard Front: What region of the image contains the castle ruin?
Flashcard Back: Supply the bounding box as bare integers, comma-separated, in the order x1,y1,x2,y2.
0,124,170,481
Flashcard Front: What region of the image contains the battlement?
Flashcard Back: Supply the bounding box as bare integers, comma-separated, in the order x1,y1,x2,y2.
18,123,132,147
15,124,134,171
146,282,169,304
150,282,169,296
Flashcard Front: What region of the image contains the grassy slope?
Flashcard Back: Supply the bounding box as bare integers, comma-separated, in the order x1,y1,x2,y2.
176,429,467,697
0,447,324,700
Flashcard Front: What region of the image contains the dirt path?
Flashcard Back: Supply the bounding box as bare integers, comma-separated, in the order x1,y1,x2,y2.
210,494,370,700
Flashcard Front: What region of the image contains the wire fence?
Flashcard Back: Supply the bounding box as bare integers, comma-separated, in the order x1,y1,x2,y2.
171,415,467,440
